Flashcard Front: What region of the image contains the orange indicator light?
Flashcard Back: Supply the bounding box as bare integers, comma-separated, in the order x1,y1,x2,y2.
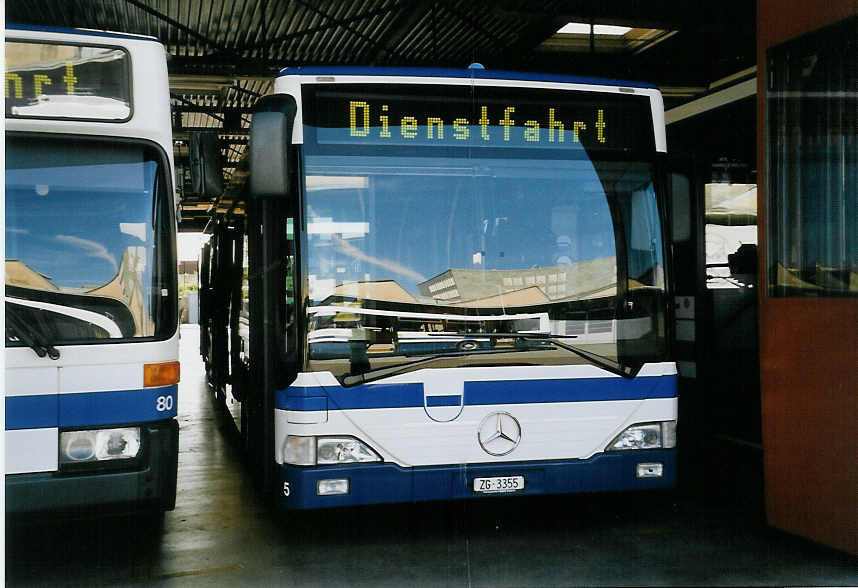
144,361,180,388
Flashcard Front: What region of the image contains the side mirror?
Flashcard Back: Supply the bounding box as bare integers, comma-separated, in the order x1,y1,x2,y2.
189,132,224,198
249,94,297,199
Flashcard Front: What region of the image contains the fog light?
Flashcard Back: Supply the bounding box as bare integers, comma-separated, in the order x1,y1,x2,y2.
317,479,349,496
636,462,664,478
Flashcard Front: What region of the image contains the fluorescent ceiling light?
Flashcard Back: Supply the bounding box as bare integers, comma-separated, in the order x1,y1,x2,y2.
556,23,631,36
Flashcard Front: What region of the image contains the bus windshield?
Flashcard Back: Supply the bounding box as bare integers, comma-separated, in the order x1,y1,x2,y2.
5,136,176,343
302,83,667,378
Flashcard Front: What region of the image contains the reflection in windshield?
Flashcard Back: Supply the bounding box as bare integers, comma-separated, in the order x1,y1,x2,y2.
303,89,667,380
305,158,663,301
5,137,174,343
303,156,666,378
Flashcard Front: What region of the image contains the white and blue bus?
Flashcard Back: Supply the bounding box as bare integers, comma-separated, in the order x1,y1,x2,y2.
5,25,180,513
204,66,676,508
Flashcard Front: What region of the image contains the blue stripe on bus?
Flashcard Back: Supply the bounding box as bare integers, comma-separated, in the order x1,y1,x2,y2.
426,395,463,407
280,383,423,411
276,375,676,411
5,385,178,430
4,395,57,430
279,66,657,89
282,395,327,412
278,449,677,510
467,376,676,404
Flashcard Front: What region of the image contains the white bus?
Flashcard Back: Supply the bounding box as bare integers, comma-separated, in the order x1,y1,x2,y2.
308,306,550,358
5,25,180,513
204,66,677,508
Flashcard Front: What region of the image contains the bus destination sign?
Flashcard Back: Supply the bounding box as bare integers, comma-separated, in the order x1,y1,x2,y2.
311,84,655,152
5,41,131,121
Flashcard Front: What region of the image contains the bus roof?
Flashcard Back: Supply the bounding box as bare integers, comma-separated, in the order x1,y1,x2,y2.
278,65,657,90
6,23,161,43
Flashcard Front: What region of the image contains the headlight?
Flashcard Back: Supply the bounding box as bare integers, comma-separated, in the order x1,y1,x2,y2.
317,437,380,464
283,435,381,465
60,427,141,464
607,421,676,451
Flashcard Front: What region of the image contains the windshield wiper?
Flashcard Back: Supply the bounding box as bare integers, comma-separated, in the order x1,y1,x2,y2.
341,333,638,385
533,336,640,379
426,332,639,378
5,301,61,360
342,348,526,386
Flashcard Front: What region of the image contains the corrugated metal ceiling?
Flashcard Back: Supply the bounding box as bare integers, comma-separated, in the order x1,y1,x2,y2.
7,0,755,230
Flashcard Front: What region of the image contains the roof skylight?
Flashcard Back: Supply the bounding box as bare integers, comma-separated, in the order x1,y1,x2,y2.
556,23,632,36
539,24,674,54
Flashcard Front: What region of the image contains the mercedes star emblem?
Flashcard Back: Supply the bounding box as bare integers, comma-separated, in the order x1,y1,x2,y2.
477,412,522,456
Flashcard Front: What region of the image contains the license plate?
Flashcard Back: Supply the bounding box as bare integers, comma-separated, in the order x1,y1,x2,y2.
473,476,525,493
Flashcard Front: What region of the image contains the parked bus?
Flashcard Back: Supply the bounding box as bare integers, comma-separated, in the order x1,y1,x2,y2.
308,306,550,358
5,25,180,513
202,66,677,508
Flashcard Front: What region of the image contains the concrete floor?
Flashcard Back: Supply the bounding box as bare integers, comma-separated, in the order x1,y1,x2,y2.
6,325,857,586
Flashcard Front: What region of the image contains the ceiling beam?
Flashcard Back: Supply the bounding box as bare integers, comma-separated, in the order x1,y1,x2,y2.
172,105,253,117
236,2,410,51
121,0,237,55
495,14,565,69
438,1,512,56
371,1,434,64
289,0,409,63
168,55,285,77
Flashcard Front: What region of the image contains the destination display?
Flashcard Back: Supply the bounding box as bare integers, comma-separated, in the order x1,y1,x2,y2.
5,41,131,120
308,84,655,152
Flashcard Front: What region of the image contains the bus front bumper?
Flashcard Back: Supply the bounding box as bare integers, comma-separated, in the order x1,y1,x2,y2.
5,420,179,514
277,449,676,510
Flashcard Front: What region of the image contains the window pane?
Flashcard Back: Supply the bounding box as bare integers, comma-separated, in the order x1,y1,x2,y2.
301,83,668,379
705,183,758,289
5,137,171,341
767,17,857,297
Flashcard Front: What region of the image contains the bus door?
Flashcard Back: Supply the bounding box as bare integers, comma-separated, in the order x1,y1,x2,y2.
666,158,707,490
246,197,299,490
208,221,238,402
229,220,251,409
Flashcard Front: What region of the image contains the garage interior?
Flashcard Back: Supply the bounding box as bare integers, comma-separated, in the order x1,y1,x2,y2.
8,0,759,230
6,1,856,585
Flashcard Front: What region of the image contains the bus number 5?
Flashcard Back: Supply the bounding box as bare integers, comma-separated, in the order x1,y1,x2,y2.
156,395,174,412
283,482,291,496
